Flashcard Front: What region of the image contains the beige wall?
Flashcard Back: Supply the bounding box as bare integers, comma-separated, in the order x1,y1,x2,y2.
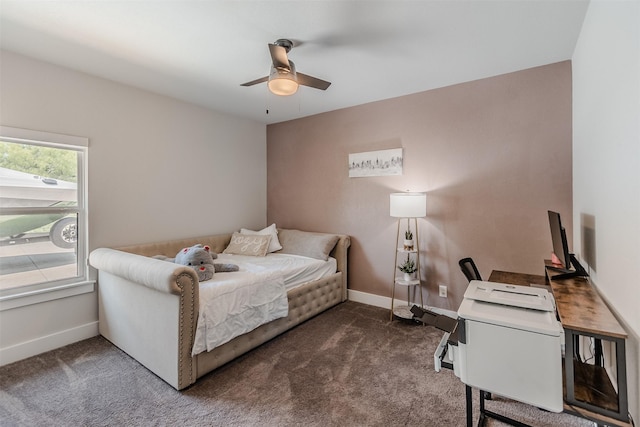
572,0,639,420
0,50,267,363
1,51,268,249
267,61,573,310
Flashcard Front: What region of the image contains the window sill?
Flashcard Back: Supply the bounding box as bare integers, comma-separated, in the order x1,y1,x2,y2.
0,281,95,311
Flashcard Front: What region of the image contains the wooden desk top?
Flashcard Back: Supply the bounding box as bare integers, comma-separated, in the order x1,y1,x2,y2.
489,268,627,339
546,268,627,339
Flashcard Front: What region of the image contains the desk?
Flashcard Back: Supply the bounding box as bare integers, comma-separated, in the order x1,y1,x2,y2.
487,269,630,427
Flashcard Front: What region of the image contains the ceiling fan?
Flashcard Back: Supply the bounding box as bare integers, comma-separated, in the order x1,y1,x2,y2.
241,39,331,96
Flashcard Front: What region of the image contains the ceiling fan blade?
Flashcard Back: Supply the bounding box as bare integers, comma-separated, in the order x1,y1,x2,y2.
269,43,290,71
240,76,268,87
296,72,332,90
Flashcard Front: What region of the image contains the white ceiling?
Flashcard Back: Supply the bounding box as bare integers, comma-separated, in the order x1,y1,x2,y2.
0,1,589,125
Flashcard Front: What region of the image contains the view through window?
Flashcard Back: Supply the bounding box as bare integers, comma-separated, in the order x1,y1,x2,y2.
0,129,87,296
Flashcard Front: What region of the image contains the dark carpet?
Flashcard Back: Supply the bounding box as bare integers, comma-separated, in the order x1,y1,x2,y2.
0,301,592,426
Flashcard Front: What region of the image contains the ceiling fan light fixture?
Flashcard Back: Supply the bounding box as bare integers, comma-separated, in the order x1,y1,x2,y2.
241,41,330,94
268,63,298,96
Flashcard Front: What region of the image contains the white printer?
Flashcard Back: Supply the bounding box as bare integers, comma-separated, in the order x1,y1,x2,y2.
434,280,564,413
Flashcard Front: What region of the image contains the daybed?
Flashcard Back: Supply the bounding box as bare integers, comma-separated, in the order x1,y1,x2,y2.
89,228,350,390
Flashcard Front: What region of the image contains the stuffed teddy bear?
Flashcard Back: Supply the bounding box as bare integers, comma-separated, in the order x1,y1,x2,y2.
155,244,238,281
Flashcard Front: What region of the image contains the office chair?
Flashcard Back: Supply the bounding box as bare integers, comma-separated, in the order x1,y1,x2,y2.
458,257,482,282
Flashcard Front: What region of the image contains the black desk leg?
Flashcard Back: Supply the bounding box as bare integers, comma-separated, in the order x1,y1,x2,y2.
466,385,473,427
478,388,532,427
479,389,486,426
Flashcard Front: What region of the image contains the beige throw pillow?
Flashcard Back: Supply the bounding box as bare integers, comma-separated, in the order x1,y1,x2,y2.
223,233,272,257
277,229,340,261
240,223,283,253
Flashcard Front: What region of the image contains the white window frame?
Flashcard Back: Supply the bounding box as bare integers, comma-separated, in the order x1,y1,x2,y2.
0,126,93,310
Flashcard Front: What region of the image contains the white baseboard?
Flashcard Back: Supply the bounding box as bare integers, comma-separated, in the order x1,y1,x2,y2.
0,321,99,366
348,289,391,309
348,289,457,318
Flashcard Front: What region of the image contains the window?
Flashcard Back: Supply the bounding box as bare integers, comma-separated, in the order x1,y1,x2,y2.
0,126,91,308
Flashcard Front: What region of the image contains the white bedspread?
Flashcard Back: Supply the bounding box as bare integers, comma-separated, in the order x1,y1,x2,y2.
191,253,336,355
216,253,337,290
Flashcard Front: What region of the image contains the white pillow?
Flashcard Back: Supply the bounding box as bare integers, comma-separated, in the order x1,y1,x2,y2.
240,223,283,253
223,233,271,257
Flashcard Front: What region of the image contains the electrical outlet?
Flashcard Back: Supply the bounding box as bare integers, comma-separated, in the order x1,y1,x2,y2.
439,285,448,298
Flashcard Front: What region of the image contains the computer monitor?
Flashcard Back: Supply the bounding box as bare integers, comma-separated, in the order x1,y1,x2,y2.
547,210,588,279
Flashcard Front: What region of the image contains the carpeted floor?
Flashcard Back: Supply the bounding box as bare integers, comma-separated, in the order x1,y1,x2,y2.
0,301,593,426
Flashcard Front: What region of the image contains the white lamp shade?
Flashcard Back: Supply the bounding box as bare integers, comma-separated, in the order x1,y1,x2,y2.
268,62,299,96
390,192,426,218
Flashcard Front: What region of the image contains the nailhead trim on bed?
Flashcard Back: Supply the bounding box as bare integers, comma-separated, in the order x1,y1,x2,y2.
176,272,197,388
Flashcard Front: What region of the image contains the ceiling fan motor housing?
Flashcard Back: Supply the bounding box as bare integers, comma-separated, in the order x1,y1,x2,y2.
274,39,293,53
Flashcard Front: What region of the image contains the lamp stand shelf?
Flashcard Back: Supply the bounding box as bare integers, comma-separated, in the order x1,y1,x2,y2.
390,217,424,321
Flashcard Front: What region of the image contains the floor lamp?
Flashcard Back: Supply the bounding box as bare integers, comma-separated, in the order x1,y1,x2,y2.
390,192,427,320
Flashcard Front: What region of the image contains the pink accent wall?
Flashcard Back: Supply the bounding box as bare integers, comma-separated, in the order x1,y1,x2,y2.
267,61,572,310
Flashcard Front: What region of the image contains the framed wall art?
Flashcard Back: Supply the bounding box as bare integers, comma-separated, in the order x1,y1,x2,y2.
348,148,403,178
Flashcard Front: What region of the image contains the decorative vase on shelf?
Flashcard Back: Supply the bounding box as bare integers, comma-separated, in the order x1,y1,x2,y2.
403,272,413,282
403,230,414,251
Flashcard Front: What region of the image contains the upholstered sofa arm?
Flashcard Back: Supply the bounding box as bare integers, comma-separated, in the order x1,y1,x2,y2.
90,247,200,389
330,235,350,276
89,248,199,295
330,235,350,301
